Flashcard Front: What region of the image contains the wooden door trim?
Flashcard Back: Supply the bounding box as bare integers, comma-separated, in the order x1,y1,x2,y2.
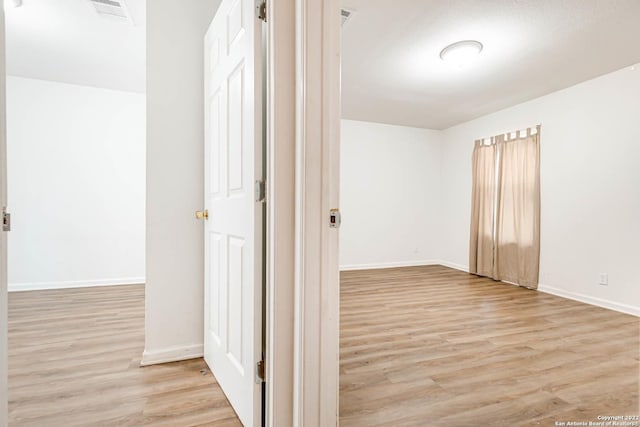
292,0,341,425
264,0,296,425
0,7,8,426
265,0,340,424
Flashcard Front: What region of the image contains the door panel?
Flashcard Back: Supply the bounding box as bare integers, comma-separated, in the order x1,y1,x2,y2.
203,0,263,425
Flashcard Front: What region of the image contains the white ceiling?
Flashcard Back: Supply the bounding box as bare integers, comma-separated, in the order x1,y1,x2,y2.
4,0,145,93
341,0,640,130
6,1,640,116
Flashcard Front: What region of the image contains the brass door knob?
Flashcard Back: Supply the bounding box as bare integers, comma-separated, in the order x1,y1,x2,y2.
195,210,209,220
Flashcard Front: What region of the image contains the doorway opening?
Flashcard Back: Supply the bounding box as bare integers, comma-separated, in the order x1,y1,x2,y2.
4,0,147,423
338,1,640,425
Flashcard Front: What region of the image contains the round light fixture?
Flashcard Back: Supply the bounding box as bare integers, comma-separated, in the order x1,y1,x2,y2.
439,40,483,67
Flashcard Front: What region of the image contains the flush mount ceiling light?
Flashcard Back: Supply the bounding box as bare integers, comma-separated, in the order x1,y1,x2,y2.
439,40,483,67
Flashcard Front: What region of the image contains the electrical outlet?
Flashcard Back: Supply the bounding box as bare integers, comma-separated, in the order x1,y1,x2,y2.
599,273,608,286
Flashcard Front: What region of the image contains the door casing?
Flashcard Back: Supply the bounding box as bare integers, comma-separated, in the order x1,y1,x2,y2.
0,6,9,427
264,0,341,425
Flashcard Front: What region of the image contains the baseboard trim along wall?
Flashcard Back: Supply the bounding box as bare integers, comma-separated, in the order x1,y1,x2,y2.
439,261,638,317
339,260,470,272
435,260,469,273
339,260,638,317
538,284,639,317
140,344,204,366
8,277,146,292
340,260,440,271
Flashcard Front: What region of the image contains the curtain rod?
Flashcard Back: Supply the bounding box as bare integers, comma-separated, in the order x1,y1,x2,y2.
478,123,541,145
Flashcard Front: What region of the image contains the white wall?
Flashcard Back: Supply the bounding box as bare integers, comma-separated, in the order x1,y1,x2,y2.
6,76,145,291
143,0,221,365
340,120,442,269
440,66,640,314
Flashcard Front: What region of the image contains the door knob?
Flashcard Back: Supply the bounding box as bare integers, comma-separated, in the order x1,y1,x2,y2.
195,210,209,220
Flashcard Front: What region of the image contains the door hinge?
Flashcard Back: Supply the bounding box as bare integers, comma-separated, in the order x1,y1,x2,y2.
256,0,266,22
255,180,266,203
255,359,265,383
2,207,10,232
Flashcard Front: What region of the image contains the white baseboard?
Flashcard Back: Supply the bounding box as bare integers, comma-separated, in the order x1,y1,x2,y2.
538,284,639,317
8,277,145,292
340,260,439,271
140,343,204,366
340,259,638,317
436,260,469,273
437,261,638,316
339,260,471,272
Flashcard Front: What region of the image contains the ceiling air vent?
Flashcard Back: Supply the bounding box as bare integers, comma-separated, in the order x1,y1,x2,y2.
341,9,354,27
89,0,131,22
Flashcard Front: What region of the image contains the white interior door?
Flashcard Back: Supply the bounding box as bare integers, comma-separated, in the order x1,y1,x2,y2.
203,0,263,425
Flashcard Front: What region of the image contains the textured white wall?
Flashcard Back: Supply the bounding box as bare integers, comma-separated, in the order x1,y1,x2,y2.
440,65,640,314
144,0,221,364
340,120,442,269
6,76,145,290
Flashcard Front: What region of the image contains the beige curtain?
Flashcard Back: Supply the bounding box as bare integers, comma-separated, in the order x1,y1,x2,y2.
469,126,541,289
469,140,497,278
495,127,541,289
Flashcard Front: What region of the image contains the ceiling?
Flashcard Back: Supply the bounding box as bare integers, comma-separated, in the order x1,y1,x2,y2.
4,0,145,93
5,1,639,117
340,0,640,130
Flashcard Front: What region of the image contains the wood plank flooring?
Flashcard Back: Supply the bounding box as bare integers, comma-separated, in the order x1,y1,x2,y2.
340,265,640,427
8,267,639,426
8,285,241,426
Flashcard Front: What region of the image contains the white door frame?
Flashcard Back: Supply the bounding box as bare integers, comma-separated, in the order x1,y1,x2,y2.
264,0,295,425
265,0,340,425
0,6,8,427
292,0,341,425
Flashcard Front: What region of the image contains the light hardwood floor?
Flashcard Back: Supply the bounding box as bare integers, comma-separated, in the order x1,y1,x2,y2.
8,267,639,426
8,285,241,426
340,265,640,427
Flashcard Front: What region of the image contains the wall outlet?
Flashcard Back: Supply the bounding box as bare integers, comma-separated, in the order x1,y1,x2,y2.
599,273,608,286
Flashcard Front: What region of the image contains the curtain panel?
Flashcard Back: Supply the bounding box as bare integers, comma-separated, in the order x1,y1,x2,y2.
469,125,541,289
469,141,496,278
